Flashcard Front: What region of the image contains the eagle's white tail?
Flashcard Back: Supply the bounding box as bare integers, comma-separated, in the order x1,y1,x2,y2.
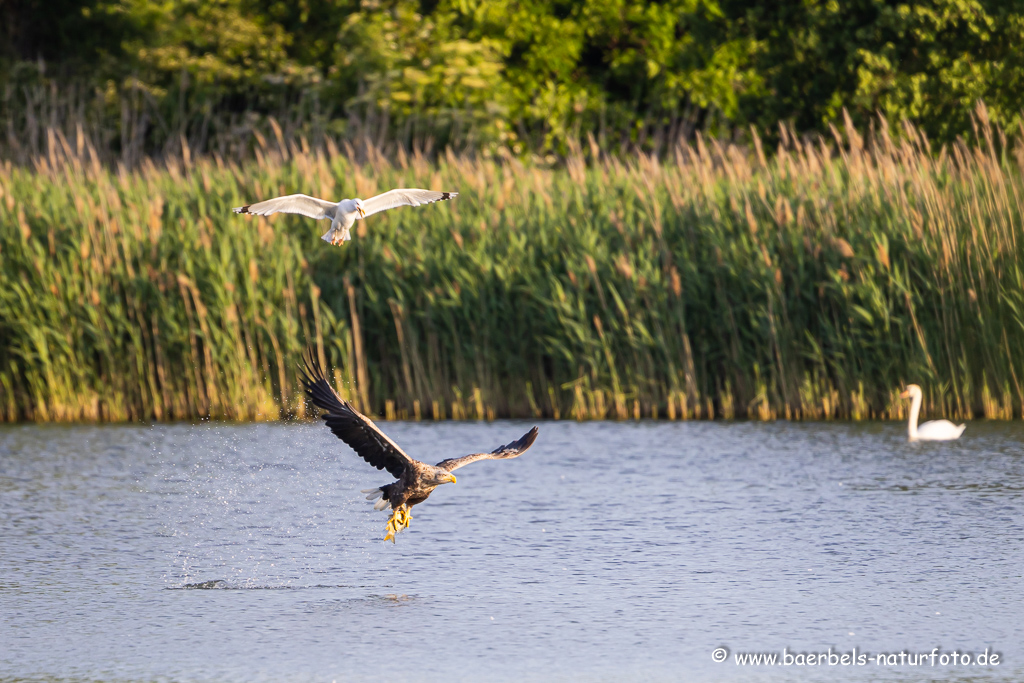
362,487,391,510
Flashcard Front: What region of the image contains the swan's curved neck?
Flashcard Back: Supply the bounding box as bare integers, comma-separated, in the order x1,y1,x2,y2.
907,392,922,439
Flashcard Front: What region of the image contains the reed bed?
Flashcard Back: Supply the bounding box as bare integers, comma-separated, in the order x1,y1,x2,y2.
3,109,1024,423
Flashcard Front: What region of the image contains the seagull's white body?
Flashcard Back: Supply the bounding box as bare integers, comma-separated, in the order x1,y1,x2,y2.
232,189,458,245
901,384,965,441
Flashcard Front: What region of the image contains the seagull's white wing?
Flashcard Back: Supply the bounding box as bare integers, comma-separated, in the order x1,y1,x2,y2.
233,194,338,220
361,189,458,218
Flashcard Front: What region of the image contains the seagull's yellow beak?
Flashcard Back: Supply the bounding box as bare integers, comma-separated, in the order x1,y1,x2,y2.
358,206,365,218
447,474,457,484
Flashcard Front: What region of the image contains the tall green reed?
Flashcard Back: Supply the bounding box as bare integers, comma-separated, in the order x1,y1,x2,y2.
2,105,1023,423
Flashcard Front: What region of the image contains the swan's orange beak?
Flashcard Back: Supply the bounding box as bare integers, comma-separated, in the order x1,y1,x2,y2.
899,389,910,399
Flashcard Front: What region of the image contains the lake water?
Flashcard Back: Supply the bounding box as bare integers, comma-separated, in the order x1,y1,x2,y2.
1,420,1022,681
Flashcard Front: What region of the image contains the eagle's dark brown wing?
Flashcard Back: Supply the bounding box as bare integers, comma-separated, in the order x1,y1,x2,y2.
300,353,415,478
436,426,539,472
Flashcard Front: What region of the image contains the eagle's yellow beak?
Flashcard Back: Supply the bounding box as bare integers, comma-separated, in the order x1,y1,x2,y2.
448,474,457,484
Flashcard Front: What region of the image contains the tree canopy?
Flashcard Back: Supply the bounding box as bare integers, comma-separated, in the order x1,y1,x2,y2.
3,0,1023,152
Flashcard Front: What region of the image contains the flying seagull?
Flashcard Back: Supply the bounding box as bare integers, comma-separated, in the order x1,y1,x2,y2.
232,189,458,245
300,353,538,542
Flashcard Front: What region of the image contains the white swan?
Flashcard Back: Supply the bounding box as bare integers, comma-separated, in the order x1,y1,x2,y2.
900,384,965,441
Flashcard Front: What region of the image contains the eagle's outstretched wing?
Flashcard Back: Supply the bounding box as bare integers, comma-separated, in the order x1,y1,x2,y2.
361,189,457,218
299,353,415,478
233,194,338,219
436,427,539,472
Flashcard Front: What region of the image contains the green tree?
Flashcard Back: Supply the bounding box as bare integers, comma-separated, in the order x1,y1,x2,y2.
333,0,511,149
721,0,1024,140
4,0,1024,155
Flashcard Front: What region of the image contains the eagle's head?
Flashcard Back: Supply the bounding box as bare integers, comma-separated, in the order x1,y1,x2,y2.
429,468,457,486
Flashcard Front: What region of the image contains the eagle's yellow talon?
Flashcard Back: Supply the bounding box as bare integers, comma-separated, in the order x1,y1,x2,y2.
385,506,411,541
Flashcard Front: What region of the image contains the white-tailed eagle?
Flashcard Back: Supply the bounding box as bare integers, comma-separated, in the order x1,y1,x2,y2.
300,353,538,542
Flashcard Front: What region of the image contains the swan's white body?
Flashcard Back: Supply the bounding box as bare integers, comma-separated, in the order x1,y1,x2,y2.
901,384,965,441
232,189,457,245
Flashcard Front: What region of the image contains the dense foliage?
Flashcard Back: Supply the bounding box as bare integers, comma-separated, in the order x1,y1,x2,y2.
2,114,1023,423
3,0,1024,156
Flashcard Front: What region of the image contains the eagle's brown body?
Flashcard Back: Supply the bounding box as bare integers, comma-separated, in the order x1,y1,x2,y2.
300,353,538,541
379,461,443,509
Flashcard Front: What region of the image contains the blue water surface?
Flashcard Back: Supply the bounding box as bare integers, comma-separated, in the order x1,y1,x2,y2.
1,420,1022,681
